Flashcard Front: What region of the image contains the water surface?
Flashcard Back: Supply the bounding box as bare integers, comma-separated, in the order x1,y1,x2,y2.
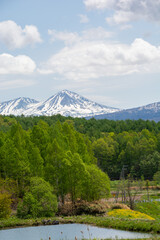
0,223,152,240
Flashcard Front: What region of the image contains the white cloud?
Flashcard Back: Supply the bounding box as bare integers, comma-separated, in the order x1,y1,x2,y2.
79,14,89,23
119,24,132,30
48,27,113,45
0,54,36,74
84,0,160,24
82,27,114,40
0,20,42,49
48,30,80,45
84,0,116,10
106,11,136,25
38,38,160,80
0,79,35,90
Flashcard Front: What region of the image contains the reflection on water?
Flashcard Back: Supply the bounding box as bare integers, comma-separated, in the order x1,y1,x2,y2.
0,223,152,240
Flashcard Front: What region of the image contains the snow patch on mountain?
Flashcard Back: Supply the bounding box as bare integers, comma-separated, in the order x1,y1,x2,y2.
92,101,160,121
138,102,160,112
25,90,120,117
0,90,120,117
0,97,39,116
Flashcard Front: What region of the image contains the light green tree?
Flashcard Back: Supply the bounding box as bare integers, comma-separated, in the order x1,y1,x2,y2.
17,177,57,218
82,164,110,201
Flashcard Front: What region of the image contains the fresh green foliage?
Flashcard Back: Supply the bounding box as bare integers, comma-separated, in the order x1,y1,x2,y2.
135,201,160,220
2,115,160,180
17,177,57,218
0,193,12,218
82,164,110,201
1,115,160,220
0,118,110,218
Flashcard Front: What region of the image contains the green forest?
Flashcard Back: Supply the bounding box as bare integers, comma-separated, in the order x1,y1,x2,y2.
0,114,160,219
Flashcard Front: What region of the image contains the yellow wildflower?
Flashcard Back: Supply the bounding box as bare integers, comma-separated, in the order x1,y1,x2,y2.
108,209,155,220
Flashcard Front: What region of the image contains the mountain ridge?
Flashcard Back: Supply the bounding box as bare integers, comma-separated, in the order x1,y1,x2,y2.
90,101,160,122
0,90,119,117
0,90,160,121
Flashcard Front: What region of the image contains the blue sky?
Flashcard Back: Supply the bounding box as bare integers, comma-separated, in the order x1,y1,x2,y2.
0,0,160,109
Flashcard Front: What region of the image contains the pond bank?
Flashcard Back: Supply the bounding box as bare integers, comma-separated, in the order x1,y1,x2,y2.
0,215,160,234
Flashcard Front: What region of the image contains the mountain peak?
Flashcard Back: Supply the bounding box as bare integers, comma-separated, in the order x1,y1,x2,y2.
34,90,119,117
0,91,159,120
0,97,39,116
0,90,119,117
60,89,71,93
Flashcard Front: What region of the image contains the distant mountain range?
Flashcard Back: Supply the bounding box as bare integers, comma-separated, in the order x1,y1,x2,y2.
0,90,119,118
0,90,160,121
91,102,160,122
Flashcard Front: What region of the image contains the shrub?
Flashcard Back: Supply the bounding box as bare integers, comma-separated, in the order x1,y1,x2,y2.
0,193,12,219
17,177,57,218
58,200,109,216
111,203,130,210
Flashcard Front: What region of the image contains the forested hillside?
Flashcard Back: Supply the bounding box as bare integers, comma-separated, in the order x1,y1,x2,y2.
1,114,160,180
0,114,160,218
13,115,160,179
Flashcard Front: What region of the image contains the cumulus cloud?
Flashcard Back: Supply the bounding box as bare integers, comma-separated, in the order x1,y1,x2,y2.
38,38,160,80
84,0,160,24
79,14,89,23
48,27,113,45
0,20,42,49
0,54,36,74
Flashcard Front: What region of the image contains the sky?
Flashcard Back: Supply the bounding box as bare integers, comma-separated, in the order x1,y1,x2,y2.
0,0,160,109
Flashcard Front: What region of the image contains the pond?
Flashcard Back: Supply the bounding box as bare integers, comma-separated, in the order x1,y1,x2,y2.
0,223,152,240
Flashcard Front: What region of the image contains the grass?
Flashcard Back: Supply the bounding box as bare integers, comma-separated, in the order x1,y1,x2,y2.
86,239,160,240
64,215,160,233
40,237,160,240
84,238,160,240
0,216,39,229
0,214,160,233
135,201,160,220
41,238,155,240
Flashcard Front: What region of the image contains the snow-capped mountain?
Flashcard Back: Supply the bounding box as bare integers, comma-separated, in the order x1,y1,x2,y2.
0,90,120,117
1,91,160,121
91,101,160,122
28,90,119,117
0,97,39,116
